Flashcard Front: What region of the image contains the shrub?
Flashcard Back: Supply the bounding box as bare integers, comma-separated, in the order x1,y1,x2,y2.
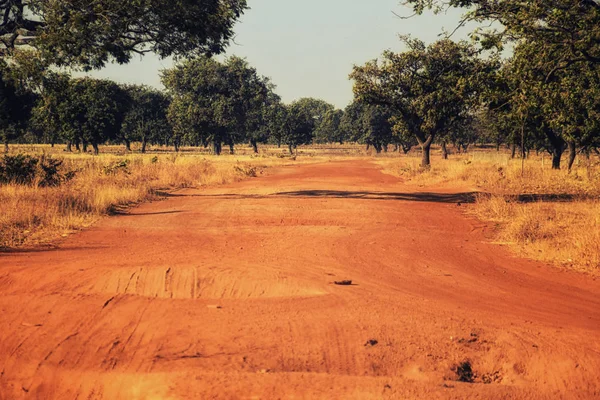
0,154,75,187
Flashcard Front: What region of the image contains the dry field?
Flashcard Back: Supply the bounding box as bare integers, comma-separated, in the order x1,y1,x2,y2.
379,150,600,274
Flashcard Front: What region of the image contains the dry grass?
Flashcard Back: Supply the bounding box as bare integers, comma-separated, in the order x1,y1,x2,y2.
0,148,312,249
379,149,600,274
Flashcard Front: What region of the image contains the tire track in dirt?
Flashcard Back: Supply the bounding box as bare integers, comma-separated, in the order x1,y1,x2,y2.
0,159,599,399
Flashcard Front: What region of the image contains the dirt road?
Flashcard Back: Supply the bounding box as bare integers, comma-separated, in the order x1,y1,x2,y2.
1,160,599,399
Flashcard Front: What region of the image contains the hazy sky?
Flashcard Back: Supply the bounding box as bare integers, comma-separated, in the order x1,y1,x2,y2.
87,1,472,109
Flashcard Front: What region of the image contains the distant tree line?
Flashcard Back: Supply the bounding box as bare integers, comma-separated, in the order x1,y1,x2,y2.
0,0,599,169
0,52,411,155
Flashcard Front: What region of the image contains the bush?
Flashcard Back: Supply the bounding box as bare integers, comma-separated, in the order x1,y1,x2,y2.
0,154,38,185
103,159,130,175
0,154,75,187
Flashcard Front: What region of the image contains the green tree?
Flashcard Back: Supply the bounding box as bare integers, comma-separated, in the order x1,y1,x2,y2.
314,109,344,144
483,40,600,169
0,65,35,152
224,57,273,153
351,38,484,167
29,72,73,149
69,78,127,154
162,56,274,155
339,101,365,143
0,0,247,69
402,0,600,69
121,85,172,153
361,105,394,153
263,98,288,148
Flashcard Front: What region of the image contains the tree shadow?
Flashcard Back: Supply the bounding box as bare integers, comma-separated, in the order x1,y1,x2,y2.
0,245,110,255
147,190,597,204
274,190,479,204
117,210,184,216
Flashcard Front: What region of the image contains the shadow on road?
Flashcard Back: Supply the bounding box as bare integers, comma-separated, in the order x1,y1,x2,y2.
274,190,478,203
142,190,598,204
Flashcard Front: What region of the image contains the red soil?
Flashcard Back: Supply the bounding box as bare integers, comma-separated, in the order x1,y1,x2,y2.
0,160,599,399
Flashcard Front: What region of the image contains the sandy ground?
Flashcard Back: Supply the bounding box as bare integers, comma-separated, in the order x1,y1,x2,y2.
0,160,599,400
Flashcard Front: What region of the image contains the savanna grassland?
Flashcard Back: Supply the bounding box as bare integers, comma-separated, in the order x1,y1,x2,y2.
3,143,599,277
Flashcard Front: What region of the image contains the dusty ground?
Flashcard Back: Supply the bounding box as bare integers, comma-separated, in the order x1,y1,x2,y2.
0,160,599,400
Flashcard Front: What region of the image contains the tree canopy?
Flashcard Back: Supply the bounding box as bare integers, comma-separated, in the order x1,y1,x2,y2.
0,0,247,69
351,38,486,166
402,0,600,70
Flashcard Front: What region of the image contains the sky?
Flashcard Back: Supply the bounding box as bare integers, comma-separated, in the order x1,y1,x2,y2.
86,1,473,109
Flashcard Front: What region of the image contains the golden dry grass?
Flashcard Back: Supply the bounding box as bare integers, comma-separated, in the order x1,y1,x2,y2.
379,149,600,274
0,146,318,249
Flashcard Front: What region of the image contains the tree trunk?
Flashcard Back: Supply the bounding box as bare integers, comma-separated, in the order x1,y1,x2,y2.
441,141,448,160
3,138,8,153
251,139,258,154
383,144,388,153
92,143,99,155
421,141,432,168
75,141,80,152
125,139,131,152
66,141,72,152
510,143,516,159
551,146,563,170
288,143,294,155
213,140,221,155
229,142,235,155
83,142,88,153
366,143,370,151
174,137,180,152
374,143,382,154
567,141,577,171
141,137,147,154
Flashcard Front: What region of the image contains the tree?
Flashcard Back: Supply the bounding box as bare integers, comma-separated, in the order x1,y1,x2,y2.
351,38,484,167
402,0,600,70
121,85,172,153
0,0,247,69
224,57,273,153
0,63,35,152
340,101,365,143
314,109,344,144
281,98,334,153
162,56,274,155
29,72,73,149
263,98,288,148
483,40,600,169
360,105,394,153
67,78,127,154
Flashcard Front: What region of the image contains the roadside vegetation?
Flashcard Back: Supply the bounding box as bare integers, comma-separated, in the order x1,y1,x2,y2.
0,148,304,249
380,150,600,274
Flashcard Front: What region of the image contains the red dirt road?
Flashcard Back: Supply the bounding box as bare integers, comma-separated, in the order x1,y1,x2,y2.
1,160,599,399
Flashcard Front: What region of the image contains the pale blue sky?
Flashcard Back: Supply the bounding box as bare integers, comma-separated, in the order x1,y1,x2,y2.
87,1,472,109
